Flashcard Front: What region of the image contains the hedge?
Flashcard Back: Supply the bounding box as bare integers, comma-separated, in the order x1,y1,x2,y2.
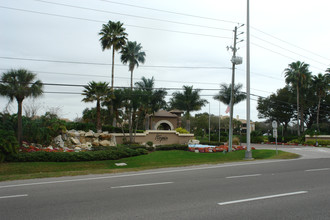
5,147,148,162
305,140,330,146
155,144,188,151
199,141,225,146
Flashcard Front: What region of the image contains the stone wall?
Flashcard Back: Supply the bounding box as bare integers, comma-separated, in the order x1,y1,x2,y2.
52,130,194,151
113,130,194,145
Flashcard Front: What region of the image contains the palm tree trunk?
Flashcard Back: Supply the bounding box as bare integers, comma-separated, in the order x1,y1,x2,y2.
17,99,23,146
96,100,101,132
111,47,115,89
296,85,300,136
130,70,133,90
110,48,115,127
317,97,321,131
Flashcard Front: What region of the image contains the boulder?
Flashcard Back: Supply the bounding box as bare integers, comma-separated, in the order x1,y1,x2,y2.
99,140,111,146
85,130,94,137
99,132,112,140
54,135,65,148
92,139,99,146
70,137,81,145
74,147,81,152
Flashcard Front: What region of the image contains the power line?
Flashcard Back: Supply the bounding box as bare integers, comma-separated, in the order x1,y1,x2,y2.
252,26,330,62
0,56,231,69
251,43,326,72
0,6,231,39
99,0,239,24
35,0,232,32
252,35,329,68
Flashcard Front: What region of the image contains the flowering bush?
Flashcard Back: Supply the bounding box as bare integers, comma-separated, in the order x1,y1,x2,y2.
19,144,74,153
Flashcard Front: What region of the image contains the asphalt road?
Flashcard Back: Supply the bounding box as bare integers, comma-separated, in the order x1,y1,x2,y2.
1,146,330,220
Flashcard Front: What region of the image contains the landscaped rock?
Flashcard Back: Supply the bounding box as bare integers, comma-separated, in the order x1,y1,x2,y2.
99,132,111,140
70,137,81,145
92,139,99,146
85,130,94,137
99,140,111,146
74,147,81,152
54,135,65,148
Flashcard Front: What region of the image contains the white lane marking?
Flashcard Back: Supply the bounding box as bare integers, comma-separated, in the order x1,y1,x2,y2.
226,174,261,179
111,182,173,189
0,194,28,199
218,191,308,206
0,159,299,189
305,168,330,172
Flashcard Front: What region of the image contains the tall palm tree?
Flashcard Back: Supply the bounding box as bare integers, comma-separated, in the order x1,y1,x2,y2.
120,41,146,142
0,69,43,145
169,85,208,132
120,41,146,90
284,61,311,136
312,73,330,131
99,20,127,89
213,83,246,105
82,81,110,132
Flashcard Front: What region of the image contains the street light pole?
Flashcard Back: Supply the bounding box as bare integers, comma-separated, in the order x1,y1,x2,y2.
228,26,238,152
245,0,253,159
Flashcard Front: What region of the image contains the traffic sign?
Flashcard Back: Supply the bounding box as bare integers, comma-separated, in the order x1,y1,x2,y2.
272,121,277,128
273,129,278,138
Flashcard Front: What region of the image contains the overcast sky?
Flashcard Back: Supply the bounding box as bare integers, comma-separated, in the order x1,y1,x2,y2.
1,0,329,122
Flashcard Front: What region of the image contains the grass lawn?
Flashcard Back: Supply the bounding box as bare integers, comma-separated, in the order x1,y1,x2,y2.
0,150,299,182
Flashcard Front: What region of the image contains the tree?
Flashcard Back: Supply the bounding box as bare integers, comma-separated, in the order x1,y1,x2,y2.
120,41,146,90
0,69,43,145
169,85,208,131
99,20,127,89
213,83,246,105
311,73,329,131
82,81,110,132
135,77,167,129
120,41,146,142
257,86,295,134
284,61,311,135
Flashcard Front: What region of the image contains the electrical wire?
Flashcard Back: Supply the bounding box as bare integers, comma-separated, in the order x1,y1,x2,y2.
99,0,239,24
35,0,232,32
0,6,232,39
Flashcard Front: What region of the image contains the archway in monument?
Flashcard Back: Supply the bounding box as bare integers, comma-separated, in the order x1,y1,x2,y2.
154,120,174,130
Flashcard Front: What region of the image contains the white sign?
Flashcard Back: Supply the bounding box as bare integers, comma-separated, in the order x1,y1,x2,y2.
273,129,278,138
272,121,278,128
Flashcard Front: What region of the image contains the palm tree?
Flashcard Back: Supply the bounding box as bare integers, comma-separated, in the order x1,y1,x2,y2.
213,83,246,105
0,69,43,145
82,81,110,132
120,41,146,90
169,85,208,132
284,61,311,135
135,77,167,130
120,41,146,142
312,73,330,131
99,20,127,89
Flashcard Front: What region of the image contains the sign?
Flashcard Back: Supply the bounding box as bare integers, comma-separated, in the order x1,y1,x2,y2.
273,129,278,138
272,120,277,128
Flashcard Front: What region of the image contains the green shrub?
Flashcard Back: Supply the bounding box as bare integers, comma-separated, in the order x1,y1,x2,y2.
305,140,330,146
155,144,188,151
5,147,148,162
175,127,189,134
199,141,225,146
0,129,18,162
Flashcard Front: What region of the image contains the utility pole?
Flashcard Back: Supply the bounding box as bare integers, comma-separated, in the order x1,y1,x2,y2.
228,26,243,152
245,0,253,160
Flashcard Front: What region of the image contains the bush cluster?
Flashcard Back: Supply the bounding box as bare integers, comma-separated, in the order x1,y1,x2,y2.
5,147,147,162
305,140,330,146
199,141,225,146
155,144,188,151
0,129,18,162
